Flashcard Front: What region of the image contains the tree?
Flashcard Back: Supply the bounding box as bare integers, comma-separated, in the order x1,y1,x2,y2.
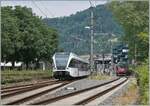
1,6,23,68
107,1,149,62
136,32,149,61
1,6,58,69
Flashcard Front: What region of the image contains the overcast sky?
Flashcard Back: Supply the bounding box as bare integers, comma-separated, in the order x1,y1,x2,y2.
2,0,108,18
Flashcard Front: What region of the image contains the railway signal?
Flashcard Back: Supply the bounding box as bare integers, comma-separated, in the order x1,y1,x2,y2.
112,43,129,64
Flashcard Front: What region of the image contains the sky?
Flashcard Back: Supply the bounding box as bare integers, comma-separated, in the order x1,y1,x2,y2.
1,0,108,18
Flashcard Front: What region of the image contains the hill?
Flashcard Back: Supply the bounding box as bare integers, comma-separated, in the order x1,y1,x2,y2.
43,5,124,55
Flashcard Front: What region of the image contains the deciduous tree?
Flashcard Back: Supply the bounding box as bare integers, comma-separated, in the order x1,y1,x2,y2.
1,6,58,69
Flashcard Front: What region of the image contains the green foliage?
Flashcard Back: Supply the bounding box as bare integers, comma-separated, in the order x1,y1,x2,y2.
135,63,149,105
108,1,149,61
136,32,149,61
1,70,53,85
43,5,124,54
2,6,58,68
1,6,22,63
109,2,149,103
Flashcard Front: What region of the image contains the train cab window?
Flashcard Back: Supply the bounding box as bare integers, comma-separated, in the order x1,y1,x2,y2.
55,54,69,69
69,59,77,68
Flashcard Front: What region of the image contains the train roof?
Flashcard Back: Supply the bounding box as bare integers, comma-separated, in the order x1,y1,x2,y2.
70,53,89,64
53,52,89,64
54,52,70,56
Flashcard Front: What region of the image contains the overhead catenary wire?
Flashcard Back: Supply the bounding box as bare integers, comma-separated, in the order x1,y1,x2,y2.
11,0,54,18
32,0,47,18
94,0,97,7
89,0,95,7
42,1,55,18
11,0,17,6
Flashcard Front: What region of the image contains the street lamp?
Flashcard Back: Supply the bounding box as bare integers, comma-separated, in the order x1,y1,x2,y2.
85,1,95,73
85,26,90,29
85,25,94,73
85,11,94,73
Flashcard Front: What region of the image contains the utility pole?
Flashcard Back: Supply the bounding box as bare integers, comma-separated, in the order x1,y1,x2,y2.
134,43,137,67
90,6,94,73
102,50,105,73
110,35,114,75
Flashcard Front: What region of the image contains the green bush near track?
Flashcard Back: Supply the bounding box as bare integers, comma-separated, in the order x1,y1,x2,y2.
135,62,149,105
1,70,53,85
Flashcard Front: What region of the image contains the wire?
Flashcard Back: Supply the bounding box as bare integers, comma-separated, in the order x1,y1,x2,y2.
94,0,97,7
89,0,94,7
11,0,17,5
42,1,55,18
32,0,47,18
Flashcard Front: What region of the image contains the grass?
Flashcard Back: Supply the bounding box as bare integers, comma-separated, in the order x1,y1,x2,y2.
1,69,53,85
135,63,149,105
88,73,113,80
129,61,149,105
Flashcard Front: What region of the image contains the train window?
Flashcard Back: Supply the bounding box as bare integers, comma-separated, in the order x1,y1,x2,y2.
68,59,88,71
77,61,81,69
55,54,69,69
80,62,88,71
69,59,77,68
69,59,74,67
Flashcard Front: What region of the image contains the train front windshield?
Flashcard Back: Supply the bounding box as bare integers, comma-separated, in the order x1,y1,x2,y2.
55,54,69,70
118,62,127,68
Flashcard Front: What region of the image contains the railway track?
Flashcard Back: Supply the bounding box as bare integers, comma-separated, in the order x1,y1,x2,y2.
30,77,128,105
1,77,128,105
1,80,60,98
74,77,128,105
1,79,56,90
2,80,74,105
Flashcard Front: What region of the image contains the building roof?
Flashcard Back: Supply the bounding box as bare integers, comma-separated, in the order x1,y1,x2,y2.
1,62,22,67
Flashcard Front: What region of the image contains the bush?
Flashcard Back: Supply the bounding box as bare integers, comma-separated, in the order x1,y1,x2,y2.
135,63,149,105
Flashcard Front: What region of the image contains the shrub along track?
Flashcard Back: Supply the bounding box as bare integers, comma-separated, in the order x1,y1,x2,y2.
30,77,128,105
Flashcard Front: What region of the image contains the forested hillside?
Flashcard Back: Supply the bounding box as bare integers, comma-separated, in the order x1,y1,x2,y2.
43,5,124,54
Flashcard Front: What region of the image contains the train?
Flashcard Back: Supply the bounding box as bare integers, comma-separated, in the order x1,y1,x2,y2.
52,52,90,79
114,62,129,76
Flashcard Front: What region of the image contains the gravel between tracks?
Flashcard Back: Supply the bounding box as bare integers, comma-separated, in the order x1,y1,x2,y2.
28,76,118,104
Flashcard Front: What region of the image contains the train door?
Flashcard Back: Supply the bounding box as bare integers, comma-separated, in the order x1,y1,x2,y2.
68,59,78,77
